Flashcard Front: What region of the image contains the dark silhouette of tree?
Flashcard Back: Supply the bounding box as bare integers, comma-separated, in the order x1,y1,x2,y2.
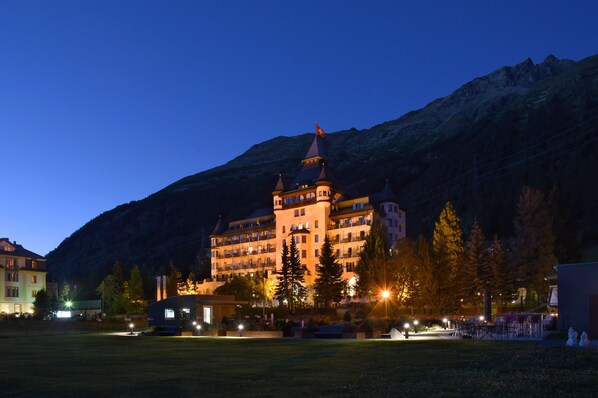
275,240,292,311
314,236,344,308
288,238,307,311
512,186,557,306
355,215,391,297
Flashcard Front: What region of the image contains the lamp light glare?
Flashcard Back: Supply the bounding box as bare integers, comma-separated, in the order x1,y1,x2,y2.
381,290,390,299
413,320,419,326
404,323,410,329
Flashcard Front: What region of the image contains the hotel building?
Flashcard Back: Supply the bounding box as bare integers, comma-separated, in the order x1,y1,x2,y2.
0,238,47,314
210,134,405,295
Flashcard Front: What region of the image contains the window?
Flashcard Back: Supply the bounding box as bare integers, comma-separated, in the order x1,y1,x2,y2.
6,287,19,297
6,271,18,282
6,259,15,267
305,221,309,229
346,262,354,272
282,226,286,233
294,210,299,217
301,250,306,258
301,236,306,243
31,275,37,283
315,220,319,228
315,235,319,243
31,260,37,269
315,249,319,257
348,248,352,257
394,205,398,212
360,230,365,240
301,208,305,216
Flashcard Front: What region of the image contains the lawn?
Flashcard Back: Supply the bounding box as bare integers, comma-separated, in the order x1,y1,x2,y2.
0,328,597,397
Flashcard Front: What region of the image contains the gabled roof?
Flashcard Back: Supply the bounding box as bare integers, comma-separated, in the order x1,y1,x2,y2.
0,238,46,260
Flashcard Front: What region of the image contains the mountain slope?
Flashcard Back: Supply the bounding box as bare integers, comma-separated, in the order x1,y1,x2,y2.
46,54,598,295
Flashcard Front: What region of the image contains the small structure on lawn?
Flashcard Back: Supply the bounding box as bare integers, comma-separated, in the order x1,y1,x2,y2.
147,294,245,330
556,262,598,339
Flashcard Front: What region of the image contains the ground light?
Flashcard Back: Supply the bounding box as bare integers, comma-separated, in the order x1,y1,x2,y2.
196,324,201,336
128,323,135,335
238,324,244,337
479,315,485,322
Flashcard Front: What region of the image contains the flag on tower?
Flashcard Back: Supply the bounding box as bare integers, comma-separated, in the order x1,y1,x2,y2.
315,123,325,137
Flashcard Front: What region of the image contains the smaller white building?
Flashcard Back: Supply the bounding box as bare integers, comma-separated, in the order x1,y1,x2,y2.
0,238,47,314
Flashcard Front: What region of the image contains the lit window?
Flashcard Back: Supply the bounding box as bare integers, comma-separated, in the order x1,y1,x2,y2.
305,221,309,229
31,275,37,283
165,309,175,319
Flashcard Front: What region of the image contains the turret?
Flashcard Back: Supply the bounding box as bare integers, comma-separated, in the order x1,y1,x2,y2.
273,173,284,210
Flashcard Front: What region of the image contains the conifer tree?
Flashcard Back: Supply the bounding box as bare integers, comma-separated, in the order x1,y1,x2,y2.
355,215,391,297
275,240,292,311
166,262,182,296
488,235,516,308
512,186,557,306
314,235,345,308
126,265,145,314
288,238,307,311
457,218,484,305
432,201,464,312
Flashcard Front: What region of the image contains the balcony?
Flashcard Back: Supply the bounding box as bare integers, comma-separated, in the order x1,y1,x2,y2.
328,219,371,230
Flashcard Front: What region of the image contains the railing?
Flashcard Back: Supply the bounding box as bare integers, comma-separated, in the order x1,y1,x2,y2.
328,220,371,230
212,234,277,247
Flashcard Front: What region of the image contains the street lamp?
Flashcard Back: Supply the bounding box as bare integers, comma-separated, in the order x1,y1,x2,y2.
479,315,485,322
403,322,410,339
442,317,448,330
128,322,135,335
196,324,202,336
381,290,390,333
413,319,419,333
65,300,73,309
238,324,244,337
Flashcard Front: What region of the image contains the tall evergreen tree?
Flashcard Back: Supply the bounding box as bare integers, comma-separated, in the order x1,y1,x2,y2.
512,186,557,306
548,186,582,263
166,262,182,297
457,218,484,305
355,215,391,297
288,238,307,311
275,240,292,311
314,235,345,308
432,201,464,312
488,235,516,308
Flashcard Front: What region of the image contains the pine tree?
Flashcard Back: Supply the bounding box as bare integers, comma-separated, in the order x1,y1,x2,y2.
314,235,345,308
275,240,292,311
488,235,516,308
512,186,557,306
432,201,464,312
355,215,391,297
166,262,182,296
288,238,307,311
457,218,484,306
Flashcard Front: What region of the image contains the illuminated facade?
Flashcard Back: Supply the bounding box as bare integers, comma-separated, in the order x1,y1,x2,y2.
0,238,47,314
210,134,405,296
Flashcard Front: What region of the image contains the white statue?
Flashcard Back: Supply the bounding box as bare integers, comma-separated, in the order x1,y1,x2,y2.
566,327,578,346
579,331,590,347
390,328,404,340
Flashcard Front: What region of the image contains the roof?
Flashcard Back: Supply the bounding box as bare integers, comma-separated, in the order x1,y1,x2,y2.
273,173,285,193
0,238,46,260
304,134,327,160
211,216,227,235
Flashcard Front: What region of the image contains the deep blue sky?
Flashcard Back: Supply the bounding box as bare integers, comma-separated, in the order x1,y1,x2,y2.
2,1,597,255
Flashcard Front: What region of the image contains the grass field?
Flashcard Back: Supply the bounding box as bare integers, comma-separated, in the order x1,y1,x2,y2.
0,325,597,397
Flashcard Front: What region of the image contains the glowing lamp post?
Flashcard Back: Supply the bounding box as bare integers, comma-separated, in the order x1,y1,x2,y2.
403,322,410,339
443,318,448,330
238,324,244,337
196,324,202,336
65,300,73,309
413,319,419,333
381,290,390,333
128,323,135,335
